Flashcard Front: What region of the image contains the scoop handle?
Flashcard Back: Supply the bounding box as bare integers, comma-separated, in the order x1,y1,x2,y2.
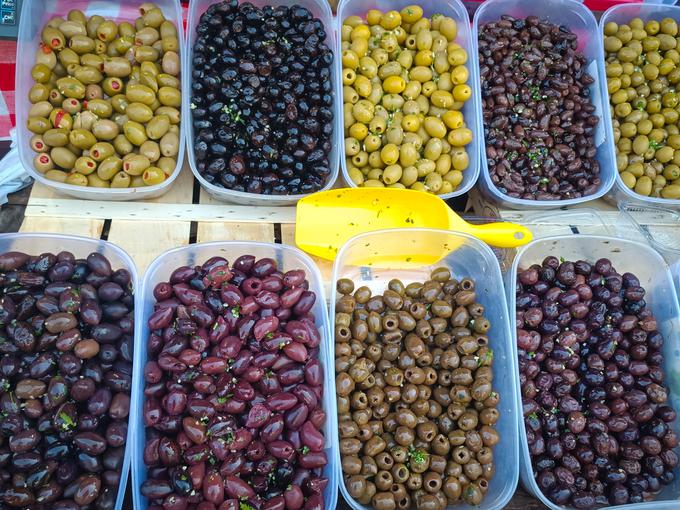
462,221,533,248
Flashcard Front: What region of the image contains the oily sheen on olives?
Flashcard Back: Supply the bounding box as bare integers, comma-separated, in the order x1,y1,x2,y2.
336,269,500,510
517,256,678,509
0,249,134,509
191,0,334,195
141,255,328,510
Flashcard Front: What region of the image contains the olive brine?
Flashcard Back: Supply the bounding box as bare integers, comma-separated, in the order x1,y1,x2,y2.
0,250,134,508
141,256,328,510
517,257,678,509
191,1,334,196
27,3,181,188
336,269,500,510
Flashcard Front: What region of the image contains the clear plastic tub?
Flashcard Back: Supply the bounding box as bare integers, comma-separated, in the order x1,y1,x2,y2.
183,0,341,205
336,0,482,200
472,0,618,209
600,2,680,209
507,235,680,510
331,228,519,510
0,232,138,510
131,241,338,509
16,0,186,201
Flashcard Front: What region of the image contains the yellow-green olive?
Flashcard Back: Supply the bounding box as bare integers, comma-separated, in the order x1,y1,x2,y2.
101,77,124,96
33,153,54,173
43,128,69,147
51,147,77,169
96,155,122,180
110,134,133,156
27,117,51,134
157,86,181,107
142,166,166,185
86,173,110,187
146,114,170,140
110,171,131,188
30,135,49,153
122,154,151,176
64,172,87,186
159,132,179,157
74,156,97,175
85,98,112,118
102,57,132,77
56,77,85,99
157,156,176,176
90,142,115,162
140,140,161,162
123,120,148,146
92,119,120,140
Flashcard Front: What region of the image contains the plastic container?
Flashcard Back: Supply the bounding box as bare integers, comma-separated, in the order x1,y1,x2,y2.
16,0,186,201
331,228,519,510
472,0,618,209
0,232,138,510
336,0,482,200
183,0,341,205
131,241,338,509
600,2,680,209
507,234,680,510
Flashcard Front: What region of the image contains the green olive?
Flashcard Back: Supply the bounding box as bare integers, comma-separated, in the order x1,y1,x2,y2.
29,102,52,119
156,156,175,176
103,57,132,77
92,119,120,141
80,53,103,69
27,116,51,134
96,155,122,180
86,98,113,118
59,20,87,39
123,120,148,146
64,172,88,186
109,171,130,188
42,26,65,51
29,84,51,103
112,134,134,156
43,128,69,147
159,132,179,157
45,169,70,183
125,83,155,105
122,154,150,176
102,77,124,96
33,153,54,173
142,166,166,185
125,102,153,123
133,45,159,63
110,94,129,114
90,142,115,162
155,106,180,124
157,86,181,107
146,114,170,140
74,156,97,175
68,35,95,55
51,147,77,169
73,65,103,85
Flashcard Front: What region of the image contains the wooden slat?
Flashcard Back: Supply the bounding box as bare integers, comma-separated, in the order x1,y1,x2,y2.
197,223,275,243
106,220,191,273
23,198,296,223
19,217,105,238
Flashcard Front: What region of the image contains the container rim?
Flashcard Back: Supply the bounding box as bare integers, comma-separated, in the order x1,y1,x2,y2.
600,2,680,208
472,0,618,208
335,0,482,199
15,0,186,199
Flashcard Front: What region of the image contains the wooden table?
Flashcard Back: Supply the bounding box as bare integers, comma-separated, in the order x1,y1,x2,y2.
7,160,680,510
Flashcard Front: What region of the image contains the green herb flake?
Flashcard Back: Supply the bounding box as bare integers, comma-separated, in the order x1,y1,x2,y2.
58,411,76,430
527,412,538,421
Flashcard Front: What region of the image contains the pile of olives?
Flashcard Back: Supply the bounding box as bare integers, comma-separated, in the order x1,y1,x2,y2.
341,6,474,195
605,17,680,199
26,3,181,189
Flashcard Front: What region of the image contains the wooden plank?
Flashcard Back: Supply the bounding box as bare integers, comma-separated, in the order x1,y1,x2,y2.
19,217,105,237
196,223,275,243
106,220,191,274
23,199,296,223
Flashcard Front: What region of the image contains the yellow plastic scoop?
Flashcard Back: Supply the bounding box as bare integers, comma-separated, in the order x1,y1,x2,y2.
295,188,533,261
